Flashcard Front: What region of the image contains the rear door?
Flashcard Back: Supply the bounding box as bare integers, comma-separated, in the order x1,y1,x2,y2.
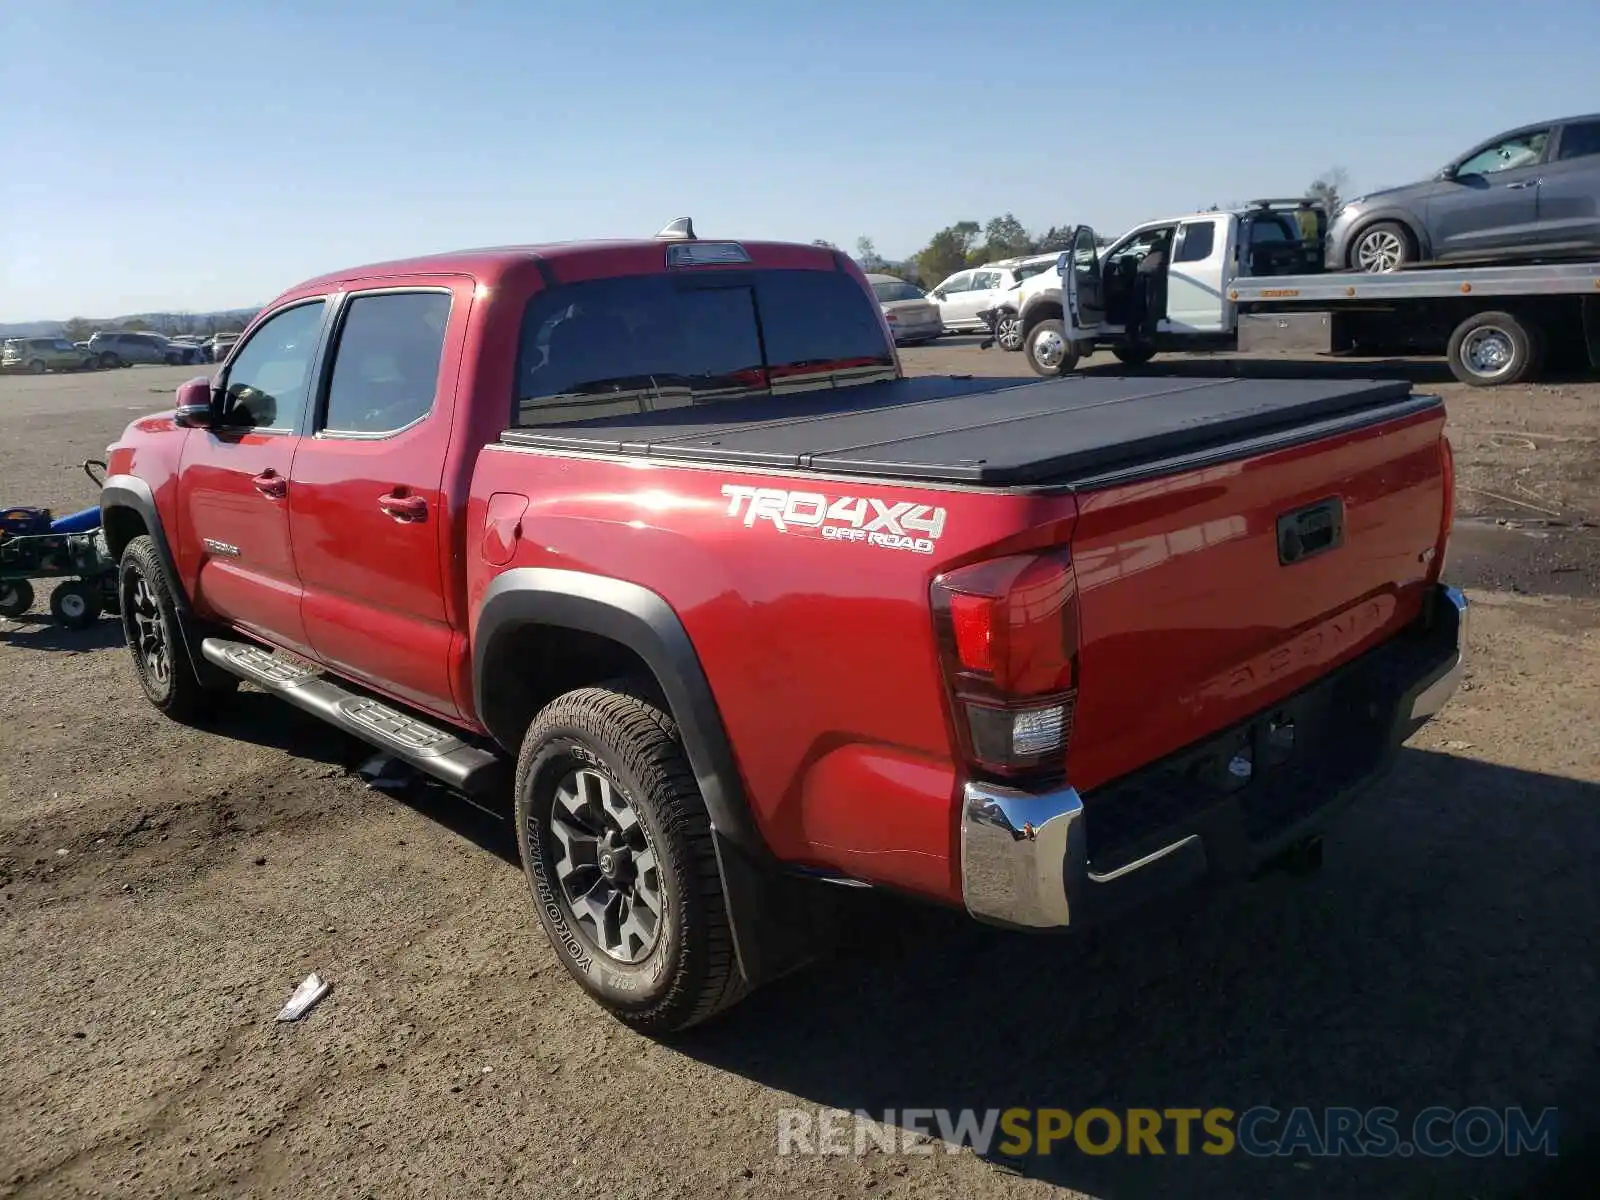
287,281,468,719
1064,226,1104,338
1163,217,1227,332
177,298,328,653
1536,118,1600,253
1428,126,1549,260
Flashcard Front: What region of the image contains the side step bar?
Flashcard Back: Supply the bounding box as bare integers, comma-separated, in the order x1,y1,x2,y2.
200,637,506,796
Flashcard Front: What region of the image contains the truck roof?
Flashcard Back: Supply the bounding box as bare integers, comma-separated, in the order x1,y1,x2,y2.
288,238,844,293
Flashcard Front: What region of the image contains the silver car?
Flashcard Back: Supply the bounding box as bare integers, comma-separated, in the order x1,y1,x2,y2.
867,274,943,345
1327,113,1600,272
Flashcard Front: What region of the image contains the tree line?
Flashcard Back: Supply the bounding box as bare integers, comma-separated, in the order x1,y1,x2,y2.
58,312,254,343
820,169,1349,288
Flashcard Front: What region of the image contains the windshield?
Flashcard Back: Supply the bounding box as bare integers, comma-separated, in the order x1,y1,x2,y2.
515,269,895,427
871,281,924,303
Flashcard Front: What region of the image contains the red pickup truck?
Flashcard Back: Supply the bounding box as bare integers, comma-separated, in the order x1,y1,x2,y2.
101,222,1468,1032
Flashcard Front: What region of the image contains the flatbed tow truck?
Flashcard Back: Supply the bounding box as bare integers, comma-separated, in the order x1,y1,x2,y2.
1004,204,1600,386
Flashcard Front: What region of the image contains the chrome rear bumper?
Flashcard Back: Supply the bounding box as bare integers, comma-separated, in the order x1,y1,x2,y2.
960,583,1470,930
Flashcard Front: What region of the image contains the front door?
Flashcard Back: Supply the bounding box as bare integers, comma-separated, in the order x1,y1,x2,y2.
1428,127,1550,261
1163,216,1228,333
930,270,975,329
959,268,1005,328
177,298,328,655
287,282,467,720
1064,226,1104,338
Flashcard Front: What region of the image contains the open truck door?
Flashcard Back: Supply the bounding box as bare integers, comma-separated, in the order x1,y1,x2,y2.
1060,225,1104,339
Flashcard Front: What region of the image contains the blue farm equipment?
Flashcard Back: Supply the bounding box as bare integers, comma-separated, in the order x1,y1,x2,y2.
0,461,119,629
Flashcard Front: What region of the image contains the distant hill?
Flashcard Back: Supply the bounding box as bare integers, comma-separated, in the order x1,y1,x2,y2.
0,308,261,339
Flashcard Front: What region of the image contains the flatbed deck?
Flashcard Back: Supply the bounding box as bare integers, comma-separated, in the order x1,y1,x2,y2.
502,374,1428,486
1231,260,1600,305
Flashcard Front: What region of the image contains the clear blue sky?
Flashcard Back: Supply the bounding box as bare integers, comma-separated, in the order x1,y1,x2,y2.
2,0,1595,321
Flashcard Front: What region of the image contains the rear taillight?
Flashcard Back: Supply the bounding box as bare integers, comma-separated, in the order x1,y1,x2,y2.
1436,434,1455,579
931,548,1079,778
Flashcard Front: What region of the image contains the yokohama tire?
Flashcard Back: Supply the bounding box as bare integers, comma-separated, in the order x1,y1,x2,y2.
515,682,748,1033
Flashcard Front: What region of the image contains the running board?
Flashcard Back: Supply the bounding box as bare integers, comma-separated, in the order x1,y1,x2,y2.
200,637,506,796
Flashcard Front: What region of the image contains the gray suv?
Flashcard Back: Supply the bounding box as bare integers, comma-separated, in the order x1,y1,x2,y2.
86,331,204,368
1327,113,1600,272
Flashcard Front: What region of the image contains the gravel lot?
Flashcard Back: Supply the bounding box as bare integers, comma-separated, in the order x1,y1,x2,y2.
2,352,1597,1199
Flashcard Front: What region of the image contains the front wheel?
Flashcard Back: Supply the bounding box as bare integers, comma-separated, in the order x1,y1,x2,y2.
1025,319,1080,377
99,353,121,369
1446,310,1543,387
1349,221,1414,273
27,359,45,374
994,311,1024,351
50,581,103,630
515,683,748,1033
0,580,36,618
1112,345,1157,367
119,535,236,720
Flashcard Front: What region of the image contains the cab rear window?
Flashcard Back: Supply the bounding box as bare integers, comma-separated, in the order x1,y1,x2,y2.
514,269,894,427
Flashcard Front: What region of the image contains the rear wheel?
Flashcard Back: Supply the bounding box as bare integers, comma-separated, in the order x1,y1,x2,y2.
0,580,36,618
119,535,236,720
1349,221,1414,273
50,581,102,630
1446,311,1543,387
515,683,748,1033
1025,319,1080,377
1112,345,1157,367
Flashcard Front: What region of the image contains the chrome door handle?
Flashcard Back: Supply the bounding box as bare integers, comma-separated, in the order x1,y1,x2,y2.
1504,180,1537,190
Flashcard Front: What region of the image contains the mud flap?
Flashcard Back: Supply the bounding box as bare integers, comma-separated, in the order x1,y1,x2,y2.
712,830,841,987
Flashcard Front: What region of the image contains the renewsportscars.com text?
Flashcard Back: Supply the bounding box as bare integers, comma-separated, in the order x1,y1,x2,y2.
776,1106,1560,1159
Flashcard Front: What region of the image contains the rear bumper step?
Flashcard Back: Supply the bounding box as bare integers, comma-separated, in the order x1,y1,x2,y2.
200,638,505,796
960,582,1469,929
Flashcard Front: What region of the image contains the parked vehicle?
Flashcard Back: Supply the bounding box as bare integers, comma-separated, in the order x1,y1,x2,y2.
101,220,1467,1031
1007,213,1600,386
205,332,239,362
926,252,1060,332
866,273,942,344
87,331,205,368
1328,113,1600,272
1,337,96,374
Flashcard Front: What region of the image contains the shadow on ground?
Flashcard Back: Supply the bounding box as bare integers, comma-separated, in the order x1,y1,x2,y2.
0,614,125,652
667,748,1599,1199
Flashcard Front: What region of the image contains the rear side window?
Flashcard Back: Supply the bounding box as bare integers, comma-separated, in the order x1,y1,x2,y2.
1557,120,1600,161
514,269,892,427
321,292,451,435
1173,221,1216,263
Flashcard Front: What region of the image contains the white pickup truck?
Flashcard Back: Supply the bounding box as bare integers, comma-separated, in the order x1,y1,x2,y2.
998,203,1600,386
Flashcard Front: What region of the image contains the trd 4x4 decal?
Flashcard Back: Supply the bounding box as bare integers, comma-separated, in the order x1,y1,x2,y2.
721,485,948,555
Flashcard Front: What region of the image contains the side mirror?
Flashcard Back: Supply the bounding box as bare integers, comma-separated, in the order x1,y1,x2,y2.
173,376,215,428
1438,164,1458,181
930,289,946,301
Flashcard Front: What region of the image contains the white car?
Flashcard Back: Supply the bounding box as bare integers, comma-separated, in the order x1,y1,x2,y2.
925,253,1060,332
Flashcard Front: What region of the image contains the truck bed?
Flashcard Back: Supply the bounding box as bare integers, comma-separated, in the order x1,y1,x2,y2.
501,374,1425,486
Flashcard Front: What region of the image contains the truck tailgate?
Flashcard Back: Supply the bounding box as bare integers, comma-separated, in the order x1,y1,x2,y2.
1064,400,1449,793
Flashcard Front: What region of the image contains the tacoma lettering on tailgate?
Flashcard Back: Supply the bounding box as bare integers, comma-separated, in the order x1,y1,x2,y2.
721,485,948,555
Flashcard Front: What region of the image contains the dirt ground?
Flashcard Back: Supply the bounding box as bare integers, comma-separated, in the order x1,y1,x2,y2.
1,351,1596,1200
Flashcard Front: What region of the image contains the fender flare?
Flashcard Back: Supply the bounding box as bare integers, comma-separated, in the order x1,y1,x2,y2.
101,474,184,606
1020,287,1064,333
473,567,767,859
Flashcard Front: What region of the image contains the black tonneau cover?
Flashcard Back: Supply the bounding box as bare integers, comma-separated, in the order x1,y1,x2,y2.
500,374,1425,486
